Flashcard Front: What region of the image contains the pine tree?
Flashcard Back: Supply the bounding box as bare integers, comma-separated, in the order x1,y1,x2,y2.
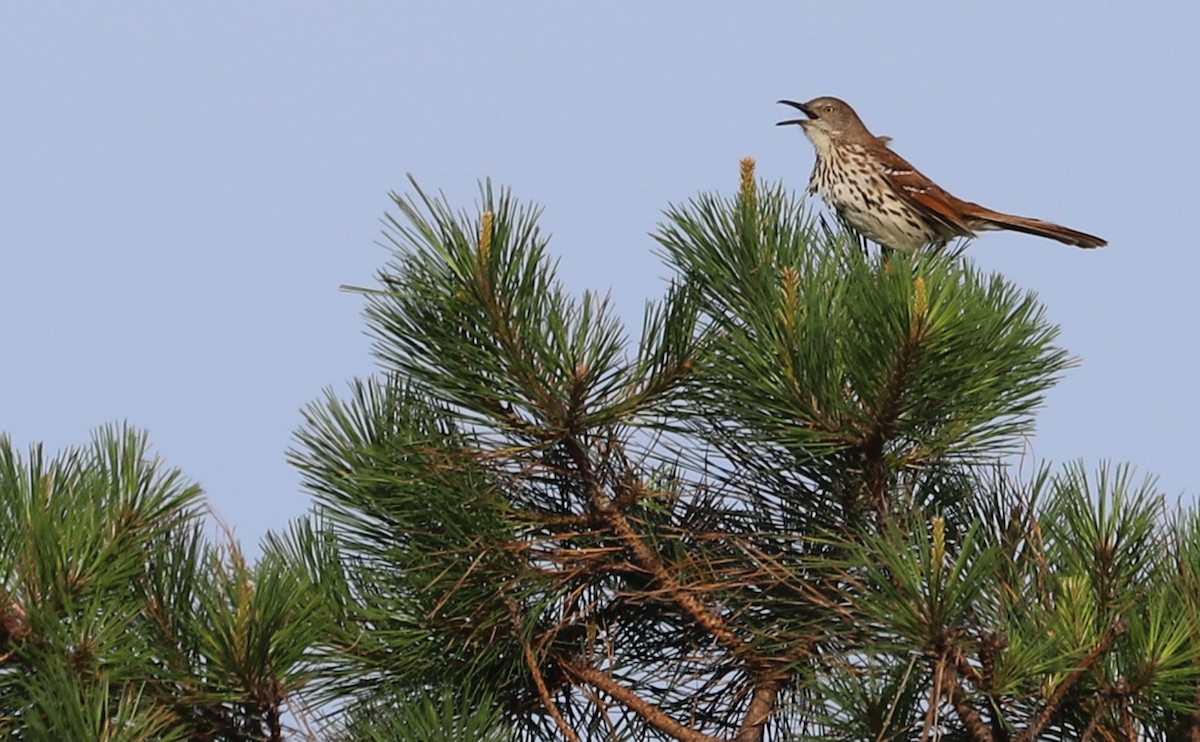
0,426,326,740
284,160,1200,740
6,160,1197,740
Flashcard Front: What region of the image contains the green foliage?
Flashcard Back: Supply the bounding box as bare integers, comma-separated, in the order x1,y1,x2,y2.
281,168,1179,741
5,167,1197,740
363,177,695,434
332,686,511,741
0,426,325,739
656,182,1071,533
0,426,200,738
288,377,530,705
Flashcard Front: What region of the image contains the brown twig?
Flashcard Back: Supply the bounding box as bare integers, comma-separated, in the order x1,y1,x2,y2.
561,659,723,742
940,651,994,742
862,432,890,528
733,675,785,742
1015,619,1127,742
562,437,745,656
1116,684,1136,741
921,655,946,742
859,300,927,527
949,643,985,687
506,598,580,742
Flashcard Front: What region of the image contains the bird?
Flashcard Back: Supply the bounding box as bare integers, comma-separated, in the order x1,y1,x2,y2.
776,97,1106,251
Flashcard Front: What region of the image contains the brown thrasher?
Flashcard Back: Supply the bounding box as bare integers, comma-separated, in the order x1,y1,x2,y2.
777,97,1106,250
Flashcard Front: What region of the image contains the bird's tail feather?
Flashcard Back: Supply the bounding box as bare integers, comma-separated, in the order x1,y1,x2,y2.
964,204,1106,248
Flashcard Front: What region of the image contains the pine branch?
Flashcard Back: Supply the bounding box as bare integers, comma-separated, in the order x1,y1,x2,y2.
561,434,744,656
939,649,994,742
733,674,786,742
560,659,724,742
507,597,580,742
1016,619,1127,742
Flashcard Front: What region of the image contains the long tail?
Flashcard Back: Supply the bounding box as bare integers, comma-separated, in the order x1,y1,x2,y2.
962,203,1107,248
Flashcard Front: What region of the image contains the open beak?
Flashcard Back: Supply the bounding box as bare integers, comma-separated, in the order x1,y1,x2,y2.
776,99,813,127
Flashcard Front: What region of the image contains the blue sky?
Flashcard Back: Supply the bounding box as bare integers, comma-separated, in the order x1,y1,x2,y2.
3,3,1197,551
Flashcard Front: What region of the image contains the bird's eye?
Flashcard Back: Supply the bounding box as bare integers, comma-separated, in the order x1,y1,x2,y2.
823,105,835,114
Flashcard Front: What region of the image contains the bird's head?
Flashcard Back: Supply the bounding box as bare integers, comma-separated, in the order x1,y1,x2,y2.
777,97,872,148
